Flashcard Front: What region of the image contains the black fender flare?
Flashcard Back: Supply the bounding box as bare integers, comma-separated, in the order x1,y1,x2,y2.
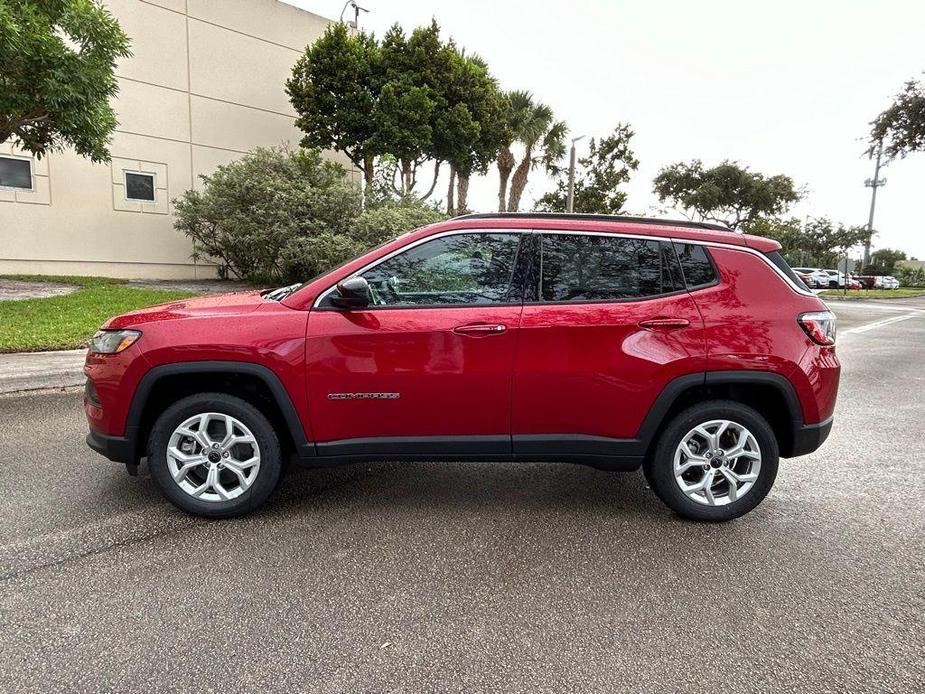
637,370,806,455
125,361,314,460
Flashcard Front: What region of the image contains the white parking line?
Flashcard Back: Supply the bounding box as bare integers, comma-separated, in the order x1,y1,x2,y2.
841,313,921,335
826,301,925,313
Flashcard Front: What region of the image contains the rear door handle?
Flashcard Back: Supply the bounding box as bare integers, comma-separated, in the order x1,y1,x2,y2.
453,323,508,336
638,317,690,330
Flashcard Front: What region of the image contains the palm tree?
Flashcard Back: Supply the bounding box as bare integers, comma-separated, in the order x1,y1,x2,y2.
498,93,568,212
496,90,533,212
507,113,566,212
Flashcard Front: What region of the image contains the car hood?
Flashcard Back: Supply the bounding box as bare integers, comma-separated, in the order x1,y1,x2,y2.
103,291,267,329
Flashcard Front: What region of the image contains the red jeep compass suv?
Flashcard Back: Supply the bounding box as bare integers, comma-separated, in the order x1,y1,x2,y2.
84,213,839,521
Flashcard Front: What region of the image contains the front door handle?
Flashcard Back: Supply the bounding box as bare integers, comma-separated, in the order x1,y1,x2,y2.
453,323,508,336
638,317,690,330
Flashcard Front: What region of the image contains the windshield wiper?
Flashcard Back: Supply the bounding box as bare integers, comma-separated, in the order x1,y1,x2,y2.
263,283,302,301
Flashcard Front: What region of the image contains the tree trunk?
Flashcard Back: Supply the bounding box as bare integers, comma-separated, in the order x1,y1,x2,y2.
400,159,412,194
446,166,456,215
363,154,375,186
497,145,514,213
456,174,470,214
421,161,441,200
507,144,533,212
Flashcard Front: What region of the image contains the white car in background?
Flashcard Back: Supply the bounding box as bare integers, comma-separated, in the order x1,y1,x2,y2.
793,268,831,289
874,275,901,289
822,269,846,288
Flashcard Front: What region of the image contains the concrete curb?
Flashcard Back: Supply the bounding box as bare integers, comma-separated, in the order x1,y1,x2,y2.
0,349,86,395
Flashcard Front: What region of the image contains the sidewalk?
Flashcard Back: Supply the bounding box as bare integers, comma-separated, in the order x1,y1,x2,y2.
0,349,86,394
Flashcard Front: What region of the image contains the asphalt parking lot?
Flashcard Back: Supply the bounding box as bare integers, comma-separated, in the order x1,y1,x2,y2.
1,299,923,693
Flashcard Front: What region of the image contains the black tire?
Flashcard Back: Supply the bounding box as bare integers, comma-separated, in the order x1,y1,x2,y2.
147,393,282,518
644,400,779,521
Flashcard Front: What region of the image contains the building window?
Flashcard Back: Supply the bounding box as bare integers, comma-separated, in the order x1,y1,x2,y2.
0,155,33,191
124,171,155,202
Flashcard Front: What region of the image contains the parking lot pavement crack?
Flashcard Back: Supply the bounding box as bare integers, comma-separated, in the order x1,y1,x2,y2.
0,511,195,582
0,466,384,583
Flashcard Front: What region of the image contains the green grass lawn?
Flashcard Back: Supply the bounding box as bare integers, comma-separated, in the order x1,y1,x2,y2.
819,287,925,300
0,275,199,353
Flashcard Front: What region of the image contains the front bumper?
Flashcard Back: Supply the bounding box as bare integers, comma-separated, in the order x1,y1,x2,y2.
86,429,139,473
788,416,833,457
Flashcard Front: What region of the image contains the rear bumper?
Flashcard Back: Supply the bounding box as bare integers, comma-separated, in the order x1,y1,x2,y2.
787,416,833,457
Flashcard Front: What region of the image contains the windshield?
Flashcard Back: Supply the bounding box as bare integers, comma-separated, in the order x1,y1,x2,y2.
263,229,430,301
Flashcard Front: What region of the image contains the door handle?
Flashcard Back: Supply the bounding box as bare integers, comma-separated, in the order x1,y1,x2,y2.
638,317,690,330
453,323,508,336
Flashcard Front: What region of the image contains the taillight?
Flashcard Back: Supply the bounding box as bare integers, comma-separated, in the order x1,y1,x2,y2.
798,311,836,346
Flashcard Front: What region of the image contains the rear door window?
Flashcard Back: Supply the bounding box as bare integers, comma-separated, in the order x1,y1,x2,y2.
540,234,683,302
673,243,718,289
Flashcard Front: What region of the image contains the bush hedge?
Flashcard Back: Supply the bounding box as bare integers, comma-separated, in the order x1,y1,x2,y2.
173,147,446,285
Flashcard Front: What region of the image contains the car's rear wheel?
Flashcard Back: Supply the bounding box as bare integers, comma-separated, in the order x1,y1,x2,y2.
147,393,281,518
645,401,779,521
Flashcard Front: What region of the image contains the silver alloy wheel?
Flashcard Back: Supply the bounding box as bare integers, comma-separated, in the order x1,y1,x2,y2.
672,419,762,506
166,412,261,503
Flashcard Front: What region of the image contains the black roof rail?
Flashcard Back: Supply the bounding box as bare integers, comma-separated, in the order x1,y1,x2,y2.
452,212,734,233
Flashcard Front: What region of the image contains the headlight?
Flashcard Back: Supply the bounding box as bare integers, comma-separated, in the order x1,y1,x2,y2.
90,329,142,354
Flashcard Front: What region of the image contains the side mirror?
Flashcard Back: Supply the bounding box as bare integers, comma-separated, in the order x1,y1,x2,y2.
331,276,370,309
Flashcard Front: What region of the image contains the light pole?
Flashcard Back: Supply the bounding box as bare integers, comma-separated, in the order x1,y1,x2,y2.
339,0,369,207
339,0,369,29
863,139,886,268
566,135,585,213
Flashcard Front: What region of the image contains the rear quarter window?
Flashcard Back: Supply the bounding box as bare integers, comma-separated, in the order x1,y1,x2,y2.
765,251,810,291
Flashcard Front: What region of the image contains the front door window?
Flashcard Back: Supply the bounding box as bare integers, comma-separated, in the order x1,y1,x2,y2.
360,232,523,307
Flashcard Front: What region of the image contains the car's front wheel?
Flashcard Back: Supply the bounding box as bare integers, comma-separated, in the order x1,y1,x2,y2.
644,401,779,521
147,393,282,518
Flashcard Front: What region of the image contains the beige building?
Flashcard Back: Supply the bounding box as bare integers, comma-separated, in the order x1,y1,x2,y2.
0,0,338,279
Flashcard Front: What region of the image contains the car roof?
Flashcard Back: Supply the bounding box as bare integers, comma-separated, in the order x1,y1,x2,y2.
284,213,786,309
424,212,781,252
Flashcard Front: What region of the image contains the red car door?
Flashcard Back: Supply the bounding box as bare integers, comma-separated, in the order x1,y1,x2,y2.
305,231,527,456
511,232,706,458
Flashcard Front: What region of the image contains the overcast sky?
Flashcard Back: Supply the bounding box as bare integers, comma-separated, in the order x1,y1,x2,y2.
284,0,925,259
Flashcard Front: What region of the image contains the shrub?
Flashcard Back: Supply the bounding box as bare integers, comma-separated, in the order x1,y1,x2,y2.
353,201,447,247
896,265,925,287
173,147,446,285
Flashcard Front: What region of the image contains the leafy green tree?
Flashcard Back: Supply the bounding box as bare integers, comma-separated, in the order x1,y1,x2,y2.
864,248,907,275
743,217,806,265
535,123,638,214
803,219,871,269
0,0,131,162
653,160,802,229
173,147,444,284
371,24,443,194
499,92,567,212
287,23,381,185
746,216,871,268
869,77,925,160
442,54,507,214
289,21,506,206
